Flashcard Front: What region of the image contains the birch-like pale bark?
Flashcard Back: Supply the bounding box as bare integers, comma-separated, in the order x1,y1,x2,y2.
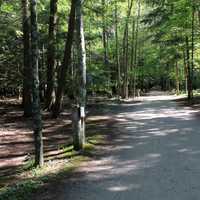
73,0,86,151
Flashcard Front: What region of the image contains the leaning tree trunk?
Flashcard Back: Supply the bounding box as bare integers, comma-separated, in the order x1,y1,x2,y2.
52,0,76,117
30,0,44,167
22,0,32,117
45,0,58,110
73,0,86,151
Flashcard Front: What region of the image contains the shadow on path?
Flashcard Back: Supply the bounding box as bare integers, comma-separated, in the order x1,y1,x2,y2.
50,95,200,200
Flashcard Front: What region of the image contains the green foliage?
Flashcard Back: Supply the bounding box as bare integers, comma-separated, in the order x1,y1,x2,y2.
0,180,42,200
1,0,200,94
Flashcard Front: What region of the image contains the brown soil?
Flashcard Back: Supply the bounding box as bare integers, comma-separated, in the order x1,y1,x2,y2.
0,97,118,187
175,96,200,118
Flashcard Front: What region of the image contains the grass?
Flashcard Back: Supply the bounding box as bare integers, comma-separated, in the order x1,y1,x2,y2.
0,134,106,200
0,156,86,200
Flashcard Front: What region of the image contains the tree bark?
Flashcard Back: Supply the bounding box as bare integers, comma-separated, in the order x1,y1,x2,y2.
121,0,134,99
130,17,135,96
73,0,86,151
133,0,141,98
186,36,193,100
30,0,44,167
191,5,195,92
52,0,76,117
175,61,180,95
22,0,32,117
114,0,120,97
183,50,188,94
45,0,58,110
102,0,109,71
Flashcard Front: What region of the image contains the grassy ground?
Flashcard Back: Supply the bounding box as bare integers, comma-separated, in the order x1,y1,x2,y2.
0,135,106,200
0,97,115,200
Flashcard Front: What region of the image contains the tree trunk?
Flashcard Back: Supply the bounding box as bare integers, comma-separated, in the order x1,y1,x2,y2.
175,61,180,95
73,0,86,151
114,0,120,97
52,0,76,117
186,36,193,100
133,0,141,98
130,17,135,96
183,50,188,94
191,5,195,92
45,0,58,110
121,0,134,99
102,0,109,71
22,0,32,117
30,0,44,167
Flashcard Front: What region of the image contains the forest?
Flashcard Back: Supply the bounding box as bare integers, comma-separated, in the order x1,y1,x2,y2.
1,0,200,199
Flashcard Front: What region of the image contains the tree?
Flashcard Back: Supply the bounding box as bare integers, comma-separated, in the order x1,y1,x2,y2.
73,0,86,151
121,0,134,99
101,0,109,71
114,0,121,97
52,0,76,117
22,0,32,117
30,0,44,167
45,0,58,110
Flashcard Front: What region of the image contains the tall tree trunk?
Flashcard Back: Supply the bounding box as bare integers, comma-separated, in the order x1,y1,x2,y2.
102,0,109,71
114,0,120,97
45,0,58,110
121,0,134,99
175,61,180,95
73,0,86,151
30,0,44,167
186,36,193,100
52,0,76,117
133,0,141,97
183,50,188,94
130,17,135,96
22,0,32,117
191,5,195,93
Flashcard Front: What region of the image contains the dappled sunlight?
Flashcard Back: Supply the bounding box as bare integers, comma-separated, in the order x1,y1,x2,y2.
108,183,140,192
76,153,161,181
148,128,179,136
61,96,200,199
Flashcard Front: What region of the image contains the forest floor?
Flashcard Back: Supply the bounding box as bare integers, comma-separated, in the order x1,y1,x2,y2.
0,97,118,188
2,93,200,199
31,92,200,200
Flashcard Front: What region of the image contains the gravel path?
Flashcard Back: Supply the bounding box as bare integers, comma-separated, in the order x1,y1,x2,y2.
58,95,200,200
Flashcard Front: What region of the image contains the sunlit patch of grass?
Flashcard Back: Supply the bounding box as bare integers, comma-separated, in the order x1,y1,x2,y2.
87,134,106,145
0,156,87,200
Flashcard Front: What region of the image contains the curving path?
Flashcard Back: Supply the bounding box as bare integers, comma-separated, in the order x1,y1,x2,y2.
57,94,200,200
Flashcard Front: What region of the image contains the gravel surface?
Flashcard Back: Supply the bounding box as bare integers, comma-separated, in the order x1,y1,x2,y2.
56,95,200,200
